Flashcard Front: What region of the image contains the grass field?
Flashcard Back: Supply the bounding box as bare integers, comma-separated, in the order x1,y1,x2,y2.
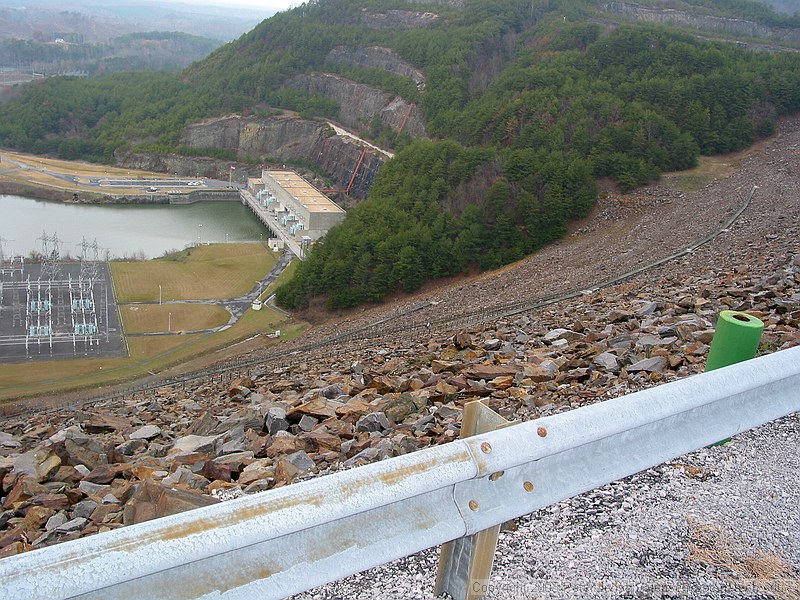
0,245,306,401
661,143,759,193
121,303,231,334
112,244,278,301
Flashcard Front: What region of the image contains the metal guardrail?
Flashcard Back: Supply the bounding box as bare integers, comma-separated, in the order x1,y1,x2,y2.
2,344,798,600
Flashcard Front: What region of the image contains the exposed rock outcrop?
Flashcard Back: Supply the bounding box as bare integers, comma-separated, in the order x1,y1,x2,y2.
289,73,426,138
359,9,440,29
326,46,426,91
174,114,387,199
602,1,800,45
182,115,332,162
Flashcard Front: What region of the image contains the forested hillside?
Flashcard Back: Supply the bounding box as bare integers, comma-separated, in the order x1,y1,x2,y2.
0,32,221,76
1,0,799,309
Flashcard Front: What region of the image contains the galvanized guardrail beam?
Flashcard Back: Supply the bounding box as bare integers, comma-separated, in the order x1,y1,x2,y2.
1,344,798,599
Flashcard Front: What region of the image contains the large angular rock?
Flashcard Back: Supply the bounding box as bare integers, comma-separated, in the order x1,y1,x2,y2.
265,407,290,435
376,394,425,422
55,517,87,533
335,399,375,419
71,499,99,520
273,457,302,485
186,412,222,436
114,439,148,456
431,359,459,374
0,432,21,449
45,512,69,531
544,328,583,342
355,412,390,433
320,383,345,399
298,430,342,453
3,478,49,509
161,467,210,490
228,377,255,398
23,506,55,529
63,436,108,470
287,397,343,420
464,364,519,380
284,450,315,473
123,480,219,525
11,448,60,482
298,415,319,432
78,481,111,497
266,431,303,458
82,464,132,485
129,425,162,441
453,331,473,350
627,356,668,373
524,360,560,380
218,408,265,434
80,413,132,434
218,427,248,456
170,434,220,455
592,352,620,372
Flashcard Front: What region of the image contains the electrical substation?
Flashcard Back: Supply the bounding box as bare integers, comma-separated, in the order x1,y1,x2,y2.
0,233,127,362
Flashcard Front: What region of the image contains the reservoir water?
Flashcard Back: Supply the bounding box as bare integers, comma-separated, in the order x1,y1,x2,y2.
0,194,268,259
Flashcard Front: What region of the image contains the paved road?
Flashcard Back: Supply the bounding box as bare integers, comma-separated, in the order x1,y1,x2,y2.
121,248,294,337
0,154,239,193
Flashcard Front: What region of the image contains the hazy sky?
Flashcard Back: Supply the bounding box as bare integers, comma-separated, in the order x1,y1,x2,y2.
185,0,298,11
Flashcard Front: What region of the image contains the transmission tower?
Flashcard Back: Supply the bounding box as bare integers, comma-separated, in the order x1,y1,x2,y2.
78,237,101,283
0,236,24,283
39,231,62,280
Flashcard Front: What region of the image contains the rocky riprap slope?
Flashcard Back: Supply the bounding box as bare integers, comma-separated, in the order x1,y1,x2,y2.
1,118,799,561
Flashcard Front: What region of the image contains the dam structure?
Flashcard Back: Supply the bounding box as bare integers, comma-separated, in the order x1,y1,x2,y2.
241,170,345,258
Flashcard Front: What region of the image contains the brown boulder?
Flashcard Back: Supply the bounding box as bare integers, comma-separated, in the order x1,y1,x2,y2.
335,399,375,419
453,331,474,350
26,493,71,511
80,413,132,434
266,432,303,457
82,464,132,485
123,480,219,526
375,394,425,422
299,430,342,453
464,364,520,380
287,397,343,420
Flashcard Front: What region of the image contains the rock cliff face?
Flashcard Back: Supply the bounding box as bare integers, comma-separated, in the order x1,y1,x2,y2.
181,115,333,162
358,9,440,29
161,114,387,200
326,46,426,91
289,73,426,138
602,1,800,44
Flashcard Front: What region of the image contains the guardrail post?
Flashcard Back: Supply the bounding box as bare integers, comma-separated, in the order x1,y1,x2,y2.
434,400,516,600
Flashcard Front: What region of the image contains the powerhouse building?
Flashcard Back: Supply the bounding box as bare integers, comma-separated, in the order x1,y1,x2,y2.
247,170,345,242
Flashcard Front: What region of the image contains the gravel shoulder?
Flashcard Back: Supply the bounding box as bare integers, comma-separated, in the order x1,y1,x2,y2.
296,412,800,600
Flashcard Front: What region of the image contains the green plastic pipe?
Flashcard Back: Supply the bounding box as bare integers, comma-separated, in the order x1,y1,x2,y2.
705,310,765,372
705,310,764,446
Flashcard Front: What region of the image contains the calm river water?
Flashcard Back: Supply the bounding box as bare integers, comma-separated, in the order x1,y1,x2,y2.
1,195,268,259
